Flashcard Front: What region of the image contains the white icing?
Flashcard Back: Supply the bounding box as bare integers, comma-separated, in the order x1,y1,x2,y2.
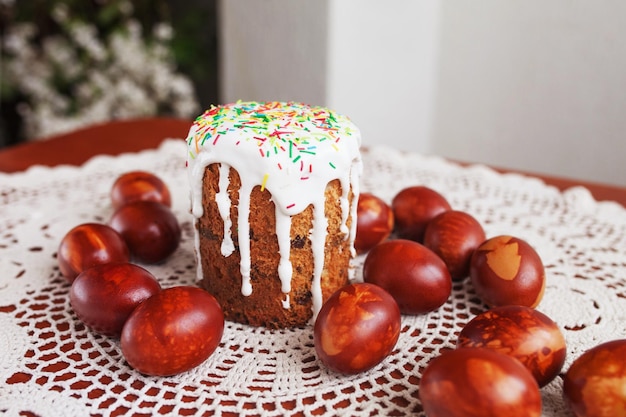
310,202,328,317
348,164,361,258
275,205,293,294
338,175,351,235
193,222,202,281
237,177,254,296
282,294,291,309
186,101,362,319
216,163,235,257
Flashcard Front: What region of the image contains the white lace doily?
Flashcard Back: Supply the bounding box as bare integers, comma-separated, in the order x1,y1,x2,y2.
1,139,625,416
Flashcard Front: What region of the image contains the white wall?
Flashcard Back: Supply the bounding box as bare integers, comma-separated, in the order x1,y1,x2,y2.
219,0,329,105
324,1,441,153
219,0,441,152
431,1,626,186
219,0,626,186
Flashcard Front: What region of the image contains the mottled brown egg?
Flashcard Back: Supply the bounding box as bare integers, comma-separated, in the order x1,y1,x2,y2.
424,210,486,280
58,223,130,282
354,192,394,254
419,347,542,417
363,239,452,315
457,305,566,387
563,339,626,417
111,170,172,209
121,286,224,376
110,201,181,264
469,235,545,308
70,262,161,337
314,283,401,374
391,185,451,243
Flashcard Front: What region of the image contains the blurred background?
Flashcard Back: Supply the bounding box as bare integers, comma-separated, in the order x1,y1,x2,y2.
2,0,625,186
0,0,218,146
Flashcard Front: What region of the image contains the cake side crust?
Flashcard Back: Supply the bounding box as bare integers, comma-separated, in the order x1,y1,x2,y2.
197,164,352,328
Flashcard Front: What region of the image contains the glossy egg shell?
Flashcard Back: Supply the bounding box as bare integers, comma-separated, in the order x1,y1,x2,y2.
354,193,394,254
457,305,566,387
419,347,542,417
110,200,181,264
57,223,130,282
363,239,452,314
314,283,401,374
70,263,161,337
563,339,626,417
110,170,172,209
469,235,545,308
121,286,224,376
391,185,451,243
424,210,486,280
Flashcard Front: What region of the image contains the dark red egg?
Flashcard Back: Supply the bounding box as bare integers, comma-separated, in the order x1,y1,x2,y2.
424,210,486,280
391,186,451,242
70,263,161,337
121,286,224,376
111,170,172,209
355,193,394,254
363,239,451,314
110,200,181,264
58,223,130,282
314,283,401,374
563,339,626,417
469,235,545,308
457,305,566,387
420,348,542,417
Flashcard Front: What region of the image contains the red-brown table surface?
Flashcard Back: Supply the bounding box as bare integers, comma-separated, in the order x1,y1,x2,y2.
1,118,625,208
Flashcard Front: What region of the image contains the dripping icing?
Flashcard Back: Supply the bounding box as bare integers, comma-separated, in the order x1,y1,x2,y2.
237,177,254,297
310,202,328,317
275,204,293,294
216,163,235,257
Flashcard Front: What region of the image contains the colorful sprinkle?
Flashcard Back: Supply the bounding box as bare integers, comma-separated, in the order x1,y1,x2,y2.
261,173,269,191
187,101,360,185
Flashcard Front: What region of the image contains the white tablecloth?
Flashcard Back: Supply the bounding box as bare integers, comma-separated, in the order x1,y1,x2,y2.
1,139,625,416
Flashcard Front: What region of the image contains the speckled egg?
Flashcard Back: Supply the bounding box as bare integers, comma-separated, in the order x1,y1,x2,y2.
469,235,545,308
420,347,542,417
457,305,566,387
563,339,626,417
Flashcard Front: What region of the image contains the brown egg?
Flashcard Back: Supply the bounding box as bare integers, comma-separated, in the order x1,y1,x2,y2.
424,210,486,280
419,348,542,417
121,286,224,376
57,223,130,282
70,263,161,337
314,283,401,374
563,339,626,417
391,186,451,242
110,201,181,264
354,193,394,254
457,305,566,387
111,170,172,209
469,235,545,308
363,239,451,315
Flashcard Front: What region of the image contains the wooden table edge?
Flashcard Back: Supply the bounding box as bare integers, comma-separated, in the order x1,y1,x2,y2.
1,119,625,208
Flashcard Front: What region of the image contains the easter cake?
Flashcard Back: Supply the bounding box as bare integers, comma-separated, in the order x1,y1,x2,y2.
186,101,362,328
